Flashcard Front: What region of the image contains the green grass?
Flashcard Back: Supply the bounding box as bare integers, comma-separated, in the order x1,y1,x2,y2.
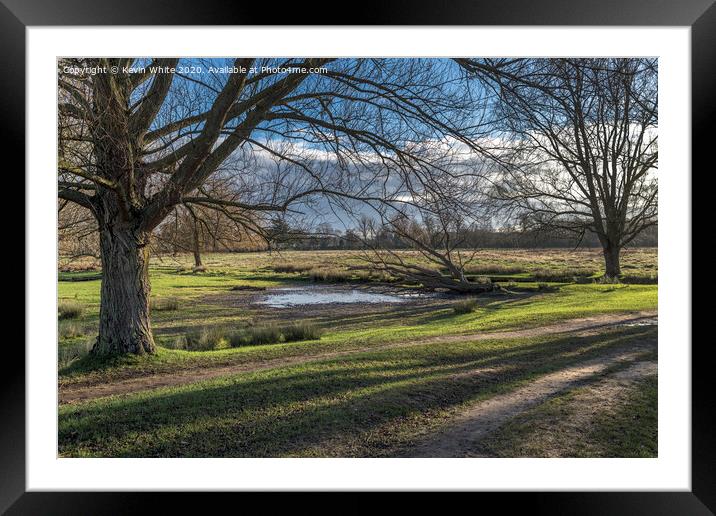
478,358,657,458
58,326,656,457
57,249,658,458
589,375,658,457
58,271,102,282
58,277,656,388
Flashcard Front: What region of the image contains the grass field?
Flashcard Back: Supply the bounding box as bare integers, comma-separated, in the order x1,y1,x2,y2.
58,248,658,458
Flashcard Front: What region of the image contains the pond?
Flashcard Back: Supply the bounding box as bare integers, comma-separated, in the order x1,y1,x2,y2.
257,286,412,308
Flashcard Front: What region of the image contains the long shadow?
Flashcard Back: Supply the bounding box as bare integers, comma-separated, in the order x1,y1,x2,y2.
263,301,456,329
59,326,657,457
415,290,547,326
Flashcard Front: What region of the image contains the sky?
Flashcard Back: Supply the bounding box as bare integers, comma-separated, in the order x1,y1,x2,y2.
130,57,495,231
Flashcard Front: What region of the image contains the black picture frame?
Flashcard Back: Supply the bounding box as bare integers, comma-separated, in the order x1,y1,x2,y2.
4,0,712,510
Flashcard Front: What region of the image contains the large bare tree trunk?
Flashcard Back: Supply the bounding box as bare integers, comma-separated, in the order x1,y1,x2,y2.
58,57,490,358
603,244,621,279
92,225,155,355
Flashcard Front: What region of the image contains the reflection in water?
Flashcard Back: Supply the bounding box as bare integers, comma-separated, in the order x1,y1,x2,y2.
257,287,407,308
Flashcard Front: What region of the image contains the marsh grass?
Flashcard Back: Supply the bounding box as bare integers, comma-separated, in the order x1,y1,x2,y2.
309,267,353,282
533,268,596,282
58,339,94,369
59,320,95,339
150,297,180,311
309,267,389,283
173,322,323,351
271,263,314,274
58,300,84,320
271,261,394,284
279,321,324,343
453,298,480,315
229,322,323,347
176,326,231,351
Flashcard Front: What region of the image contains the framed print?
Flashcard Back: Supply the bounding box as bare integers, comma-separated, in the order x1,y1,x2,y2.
4,0,714,510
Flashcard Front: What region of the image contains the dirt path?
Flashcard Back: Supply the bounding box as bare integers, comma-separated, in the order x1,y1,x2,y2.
407,345,657,458
59,310,656,405
476,360,658,457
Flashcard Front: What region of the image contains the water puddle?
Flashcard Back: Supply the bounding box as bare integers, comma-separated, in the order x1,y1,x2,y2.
257,286,408,308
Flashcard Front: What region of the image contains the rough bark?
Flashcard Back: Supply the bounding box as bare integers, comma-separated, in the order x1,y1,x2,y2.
92,225,155,355
603,244,621,279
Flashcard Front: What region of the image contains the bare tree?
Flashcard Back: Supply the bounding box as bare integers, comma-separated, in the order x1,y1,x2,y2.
362,213,493,293
154,171,271,266
458,58,658,278
58,57,488,355
357,154,494,293
58,201,100,269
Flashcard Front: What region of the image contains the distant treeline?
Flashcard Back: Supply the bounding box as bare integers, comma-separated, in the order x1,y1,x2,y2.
270,224,658,251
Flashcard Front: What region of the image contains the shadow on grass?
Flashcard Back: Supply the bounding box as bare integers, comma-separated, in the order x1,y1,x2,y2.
62,291,541,378
415,290,546,326
59,326,657,457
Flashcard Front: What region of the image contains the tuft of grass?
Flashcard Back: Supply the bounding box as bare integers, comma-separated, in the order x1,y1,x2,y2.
58,339,94,369
174,322,323,351
309,267,354,283
227,325,283,347
177,326,231,351
59,320,94,339
58,300,85,320
453,298,479,315
229,322,323,348
150,297,180,311
278,321,323,343
308,266,393,284
271,263,314,274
